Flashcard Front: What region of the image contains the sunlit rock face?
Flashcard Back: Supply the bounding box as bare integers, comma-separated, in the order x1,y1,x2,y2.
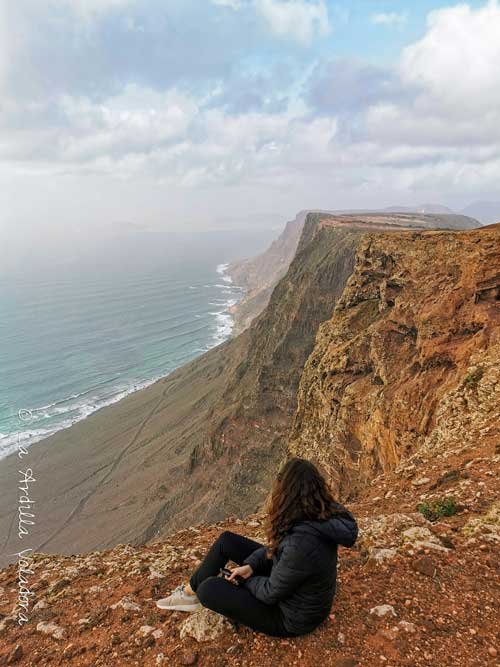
289,222,499,499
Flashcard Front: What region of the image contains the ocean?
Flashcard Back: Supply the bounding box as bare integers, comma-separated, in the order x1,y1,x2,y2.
0,226,274,460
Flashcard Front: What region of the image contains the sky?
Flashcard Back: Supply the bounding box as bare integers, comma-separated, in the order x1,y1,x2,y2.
1,0,500,234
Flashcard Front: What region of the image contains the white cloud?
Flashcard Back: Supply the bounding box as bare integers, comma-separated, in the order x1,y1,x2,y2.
2,0,500,228
371,12,407,27
400,1,500,114
60,87,197,162
212,0,243,9
354,1,500,172
0,6,8,92
255,0,330,44
59,0,134,18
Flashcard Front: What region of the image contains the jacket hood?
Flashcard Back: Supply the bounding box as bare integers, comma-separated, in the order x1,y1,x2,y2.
291,506,358,548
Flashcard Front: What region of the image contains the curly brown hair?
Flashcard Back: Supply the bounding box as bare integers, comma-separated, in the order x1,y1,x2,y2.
265,457,341,556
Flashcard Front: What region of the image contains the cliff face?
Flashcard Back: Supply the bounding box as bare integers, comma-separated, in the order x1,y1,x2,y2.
289,224,500,498
227,211,480,334
0,215,359,564
194,223,362,516
0,213,488,567
227,210,308,334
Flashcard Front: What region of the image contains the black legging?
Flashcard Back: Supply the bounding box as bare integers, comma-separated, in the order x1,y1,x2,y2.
189,530,292,637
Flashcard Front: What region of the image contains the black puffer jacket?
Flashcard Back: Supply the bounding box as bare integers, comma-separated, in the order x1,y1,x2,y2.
243,504,358,635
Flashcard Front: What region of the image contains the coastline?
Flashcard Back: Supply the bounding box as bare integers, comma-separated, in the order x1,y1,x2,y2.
0,334,236,567
0,263,244,462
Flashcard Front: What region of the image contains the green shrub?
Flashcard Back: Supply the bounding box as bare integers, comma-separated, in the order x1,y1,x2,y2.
463,366,484,387
417,496,458,521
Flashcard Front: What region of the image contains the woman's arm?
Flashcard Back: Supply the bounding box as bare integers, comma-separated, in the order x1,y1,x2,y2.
243,546,271,575
244,540,312,605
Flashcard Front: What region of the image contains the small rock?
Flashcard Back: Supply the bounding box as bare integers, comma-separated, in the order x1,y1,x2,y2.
179,650,198,665
138,625,155,637
412,556,436,577
370,604,397,618
33,599,48,611
412,477,430,487
179,607,232,642
36,621,66,640
488,646,497,657
149,568,164,579
62,643,76,659
398,621,416,633
110,596,141,612
88,585,104,594
380,627,399,641
371,548,397,563
48,578,71,595
7,644,23,664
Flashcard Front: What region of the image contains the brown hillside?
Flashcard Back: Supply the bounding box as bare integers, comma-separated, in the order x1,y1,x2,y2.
0,216,493,569
0,432,498,666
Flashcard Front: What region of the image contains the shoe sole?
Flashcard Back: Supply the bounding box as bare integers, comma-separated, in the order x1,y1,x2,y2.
156,602,201,612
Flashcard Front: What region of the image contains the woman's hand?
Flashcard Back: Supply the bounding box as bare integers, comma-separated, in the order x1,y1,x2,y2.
226,564,253,584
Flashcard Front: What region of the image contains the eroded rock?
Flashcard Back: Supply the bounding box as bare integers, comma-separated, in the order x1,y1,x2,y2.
179,607,232,642
369,604,397,618
36,621,66,640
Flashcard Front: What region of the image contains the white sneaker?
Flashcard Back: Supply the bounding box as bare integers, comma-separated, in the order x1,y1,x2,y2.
156,585,201,612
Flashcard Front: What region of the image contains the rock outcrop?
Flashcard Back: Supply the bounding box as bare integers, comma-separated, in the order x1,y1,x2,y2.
289,223,499,498
227,210,481,334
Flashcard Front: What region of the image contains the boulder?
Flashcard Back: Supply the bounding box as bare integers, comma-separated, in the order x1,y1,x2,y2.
179,608,232,642
358,513,426,554
401,526,448,552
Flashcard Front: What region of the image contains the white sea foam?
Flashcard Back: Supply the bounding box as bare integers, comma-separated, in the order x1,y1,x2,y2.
208,264,244,345
216,263,233,284
0,374,164,460
0,262,245,461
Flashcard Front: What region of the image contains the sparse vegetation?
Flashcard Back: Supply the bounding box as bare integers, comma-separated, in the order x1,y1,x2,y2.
417,496,458,521
463,366,484,387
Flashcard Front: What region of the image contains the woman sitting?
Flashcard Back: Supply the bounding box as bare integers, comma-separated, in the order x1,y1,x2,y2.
156,457,358,637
